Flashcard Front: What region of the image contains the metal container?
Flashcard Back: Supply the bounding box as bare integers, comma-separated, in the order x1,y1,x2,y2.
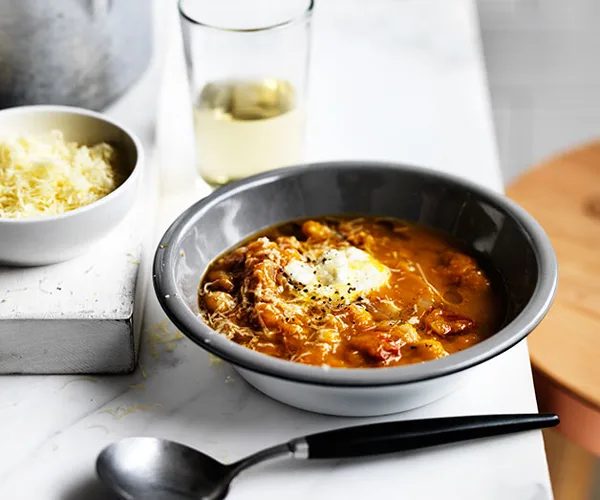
0,0,153,111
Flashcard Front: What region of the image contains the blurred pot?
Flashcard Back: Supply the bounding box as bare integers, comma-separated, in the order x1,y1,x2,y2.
0,0,152,111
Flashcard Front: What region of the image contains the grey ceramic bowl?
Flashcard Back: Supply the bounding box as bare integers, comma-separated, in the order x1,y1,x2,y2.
154,162,557,416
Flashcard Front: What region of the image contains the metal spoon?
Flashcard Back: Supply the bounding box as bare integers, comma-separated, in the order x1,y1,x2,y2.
97,413,558,500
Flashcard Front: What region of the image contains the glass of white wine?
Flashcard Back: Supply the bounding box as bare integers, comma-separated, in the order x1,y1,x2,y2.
179,0,313,187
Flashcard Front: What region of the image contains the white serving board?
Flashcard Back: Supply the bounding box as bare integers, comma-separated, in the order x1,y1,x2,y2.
0,181,152,374
0,24,165,374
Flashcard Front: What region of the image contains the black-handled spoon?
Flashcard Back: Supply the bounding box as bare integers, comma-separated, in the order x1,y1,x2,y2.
97,413,559,500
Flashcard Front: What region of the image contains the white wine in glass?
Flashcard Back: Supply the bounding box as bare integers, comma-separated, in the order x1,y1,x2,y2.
193,78,305,187
179,0,313,188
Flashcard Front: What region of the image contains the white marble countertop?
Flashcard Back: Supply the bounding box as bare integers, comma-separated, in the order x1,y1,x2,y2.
0,1,552,499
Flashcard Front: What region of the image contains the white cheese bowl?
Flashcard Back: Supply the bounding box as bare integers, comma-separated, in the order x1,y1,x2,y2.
0,105,142,266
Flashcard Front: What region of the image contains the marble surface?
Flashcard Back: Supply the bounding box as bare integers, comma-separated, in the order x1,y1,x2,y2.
0,1,552,499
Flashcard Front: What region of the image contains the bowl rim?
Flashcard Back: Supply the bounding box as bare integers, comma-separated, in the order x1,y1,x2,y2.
154,161,558,387
0,104,142,224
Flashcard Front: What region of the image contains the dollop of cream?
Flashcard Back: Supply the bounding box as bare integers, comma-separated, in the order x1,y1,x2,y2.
284,246,390,302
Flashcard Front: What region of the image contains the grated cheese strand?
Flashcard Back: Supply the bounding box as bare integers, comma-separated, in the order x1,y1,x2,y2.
0,130,119,219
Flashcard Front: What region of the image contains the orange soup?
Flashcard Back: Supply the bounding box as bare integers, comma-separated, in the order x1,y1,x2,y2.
198,216,503,368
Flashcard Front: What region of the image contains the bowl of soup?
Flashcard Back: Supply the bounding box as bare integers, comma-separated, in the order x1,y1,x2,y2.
153,162,557,416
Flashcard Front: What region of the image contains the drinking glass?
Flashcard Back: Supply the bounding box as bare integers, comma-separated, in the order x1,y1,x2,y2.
179,0,313,187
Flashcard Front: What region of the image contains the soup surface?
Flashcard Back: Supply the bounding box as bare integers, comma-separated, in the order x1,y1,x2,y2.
198,216,502,368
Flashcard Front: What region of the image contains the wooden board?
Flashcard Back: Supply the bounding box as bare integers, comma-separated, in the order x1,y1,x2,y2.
507,142,600,409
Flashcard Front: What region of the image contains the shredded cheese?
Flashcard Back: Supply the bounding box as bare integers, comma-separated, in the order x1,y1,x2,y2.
0,130,119,219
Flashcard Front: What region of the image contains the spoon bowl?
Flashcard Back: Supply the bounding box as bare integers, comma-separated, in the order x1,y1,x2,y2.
97,437,234,500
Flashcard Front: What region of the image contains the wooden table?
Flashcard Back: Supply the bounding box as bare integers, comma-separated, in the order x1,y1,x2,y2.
508,142,600,499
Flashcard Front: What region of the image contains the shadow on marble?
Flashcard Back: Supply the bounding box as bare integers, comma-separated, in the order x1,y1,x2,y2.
61,475,118,500
238,443,441,480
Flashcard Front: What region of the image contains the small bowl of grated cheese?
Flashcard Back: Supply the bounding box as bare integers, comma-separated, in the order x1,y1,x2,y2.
0,105,142,266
